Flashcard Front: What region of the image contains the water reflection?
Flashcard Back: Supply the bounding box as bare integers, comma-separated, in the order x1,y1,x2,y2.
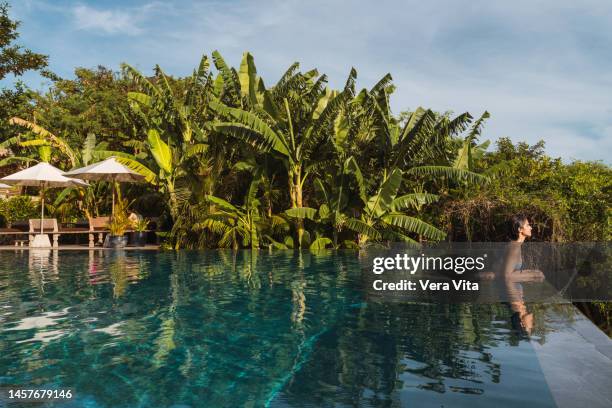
475,242,547,335
0,250,573,407
87,250,150,296
27,249,59,293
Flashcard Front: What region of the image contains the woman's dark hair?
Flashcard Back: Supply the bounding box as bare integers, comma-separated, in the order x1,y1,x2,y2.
509,214,528,241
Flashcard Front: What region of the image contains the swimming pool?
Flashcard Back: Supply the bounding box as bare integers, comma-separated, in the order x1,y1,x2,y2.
0,250,607,407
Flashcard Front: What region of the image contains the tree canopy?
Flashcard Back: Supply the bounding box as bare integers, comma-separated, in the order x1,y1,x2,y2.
0,51,608,250
0,2,47,80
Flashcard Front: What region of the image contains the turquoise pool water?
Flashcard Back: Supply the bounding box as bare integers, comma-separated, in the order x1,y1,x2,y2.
0,250,558,407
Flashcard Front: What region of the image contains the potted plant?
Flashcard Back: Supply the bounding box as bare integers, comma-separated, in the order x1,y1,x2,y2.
105,199,131,248
130,218,149,247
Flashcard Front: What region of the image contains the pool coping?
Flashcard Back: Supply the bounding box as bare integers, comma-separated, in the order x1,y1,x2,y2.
532,305,612,408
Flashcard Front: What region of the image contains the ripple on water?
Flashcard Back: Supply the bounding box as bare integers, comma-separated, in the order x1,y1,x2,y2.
0,251,561,408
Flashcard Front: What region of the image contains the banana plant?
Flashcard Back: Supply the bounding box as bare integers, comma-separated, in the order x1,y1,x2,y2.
213,65,356,247
1,117,78,167
212,50,264,110
123,55,211,146
453,111,491,171
196,174,263,249
284,156,365,248
118,56,214,220
344,168,445,246
280,74,389,248
360,82,490,185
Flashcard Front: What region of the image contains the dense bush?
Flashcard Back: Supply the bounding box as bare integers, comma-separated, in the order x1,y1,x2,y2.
441,138,611,242
0,195,39,227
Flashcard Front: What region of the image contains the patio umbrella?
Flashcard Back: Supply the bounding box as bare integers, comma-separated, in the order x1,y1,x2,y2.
0,162,88,238
64,157,145,218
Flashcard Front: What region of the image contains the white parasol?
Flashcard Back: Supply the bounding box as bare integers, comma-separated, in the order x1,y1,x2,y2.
65,157,145,219
0,162,88,245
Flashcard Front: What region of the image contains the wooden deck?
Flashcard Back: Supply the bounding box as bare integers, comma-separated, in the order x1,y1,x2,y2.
0,229,158,248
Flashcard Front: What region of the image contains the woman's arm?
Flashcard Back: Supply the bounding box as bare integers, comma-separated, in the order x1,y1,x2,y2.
477,270,544,281
515,269,545,281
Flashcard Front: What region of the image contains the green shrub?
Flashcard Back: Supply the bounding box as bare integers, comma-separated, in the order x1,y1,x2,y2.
0,196,39,227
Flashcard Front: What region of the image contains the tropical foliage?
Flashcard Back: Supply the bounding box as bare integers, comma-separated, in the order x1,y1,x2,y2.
1,50,609,250
0,195,38,227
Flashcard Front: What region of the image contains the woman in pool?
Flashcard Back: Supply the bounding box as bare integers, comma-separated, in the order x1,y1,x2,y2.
478,214,544,334
504,214,545,335
505,214,547,277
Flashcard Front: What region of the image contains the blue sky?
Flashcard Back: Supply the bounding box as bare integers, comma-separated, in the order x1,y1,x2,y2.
4,0,612,162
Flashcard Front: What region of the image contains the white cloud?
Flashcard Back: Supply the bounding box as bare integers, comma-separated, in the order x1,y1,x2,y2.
7,0,612,162
72,4,143,35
